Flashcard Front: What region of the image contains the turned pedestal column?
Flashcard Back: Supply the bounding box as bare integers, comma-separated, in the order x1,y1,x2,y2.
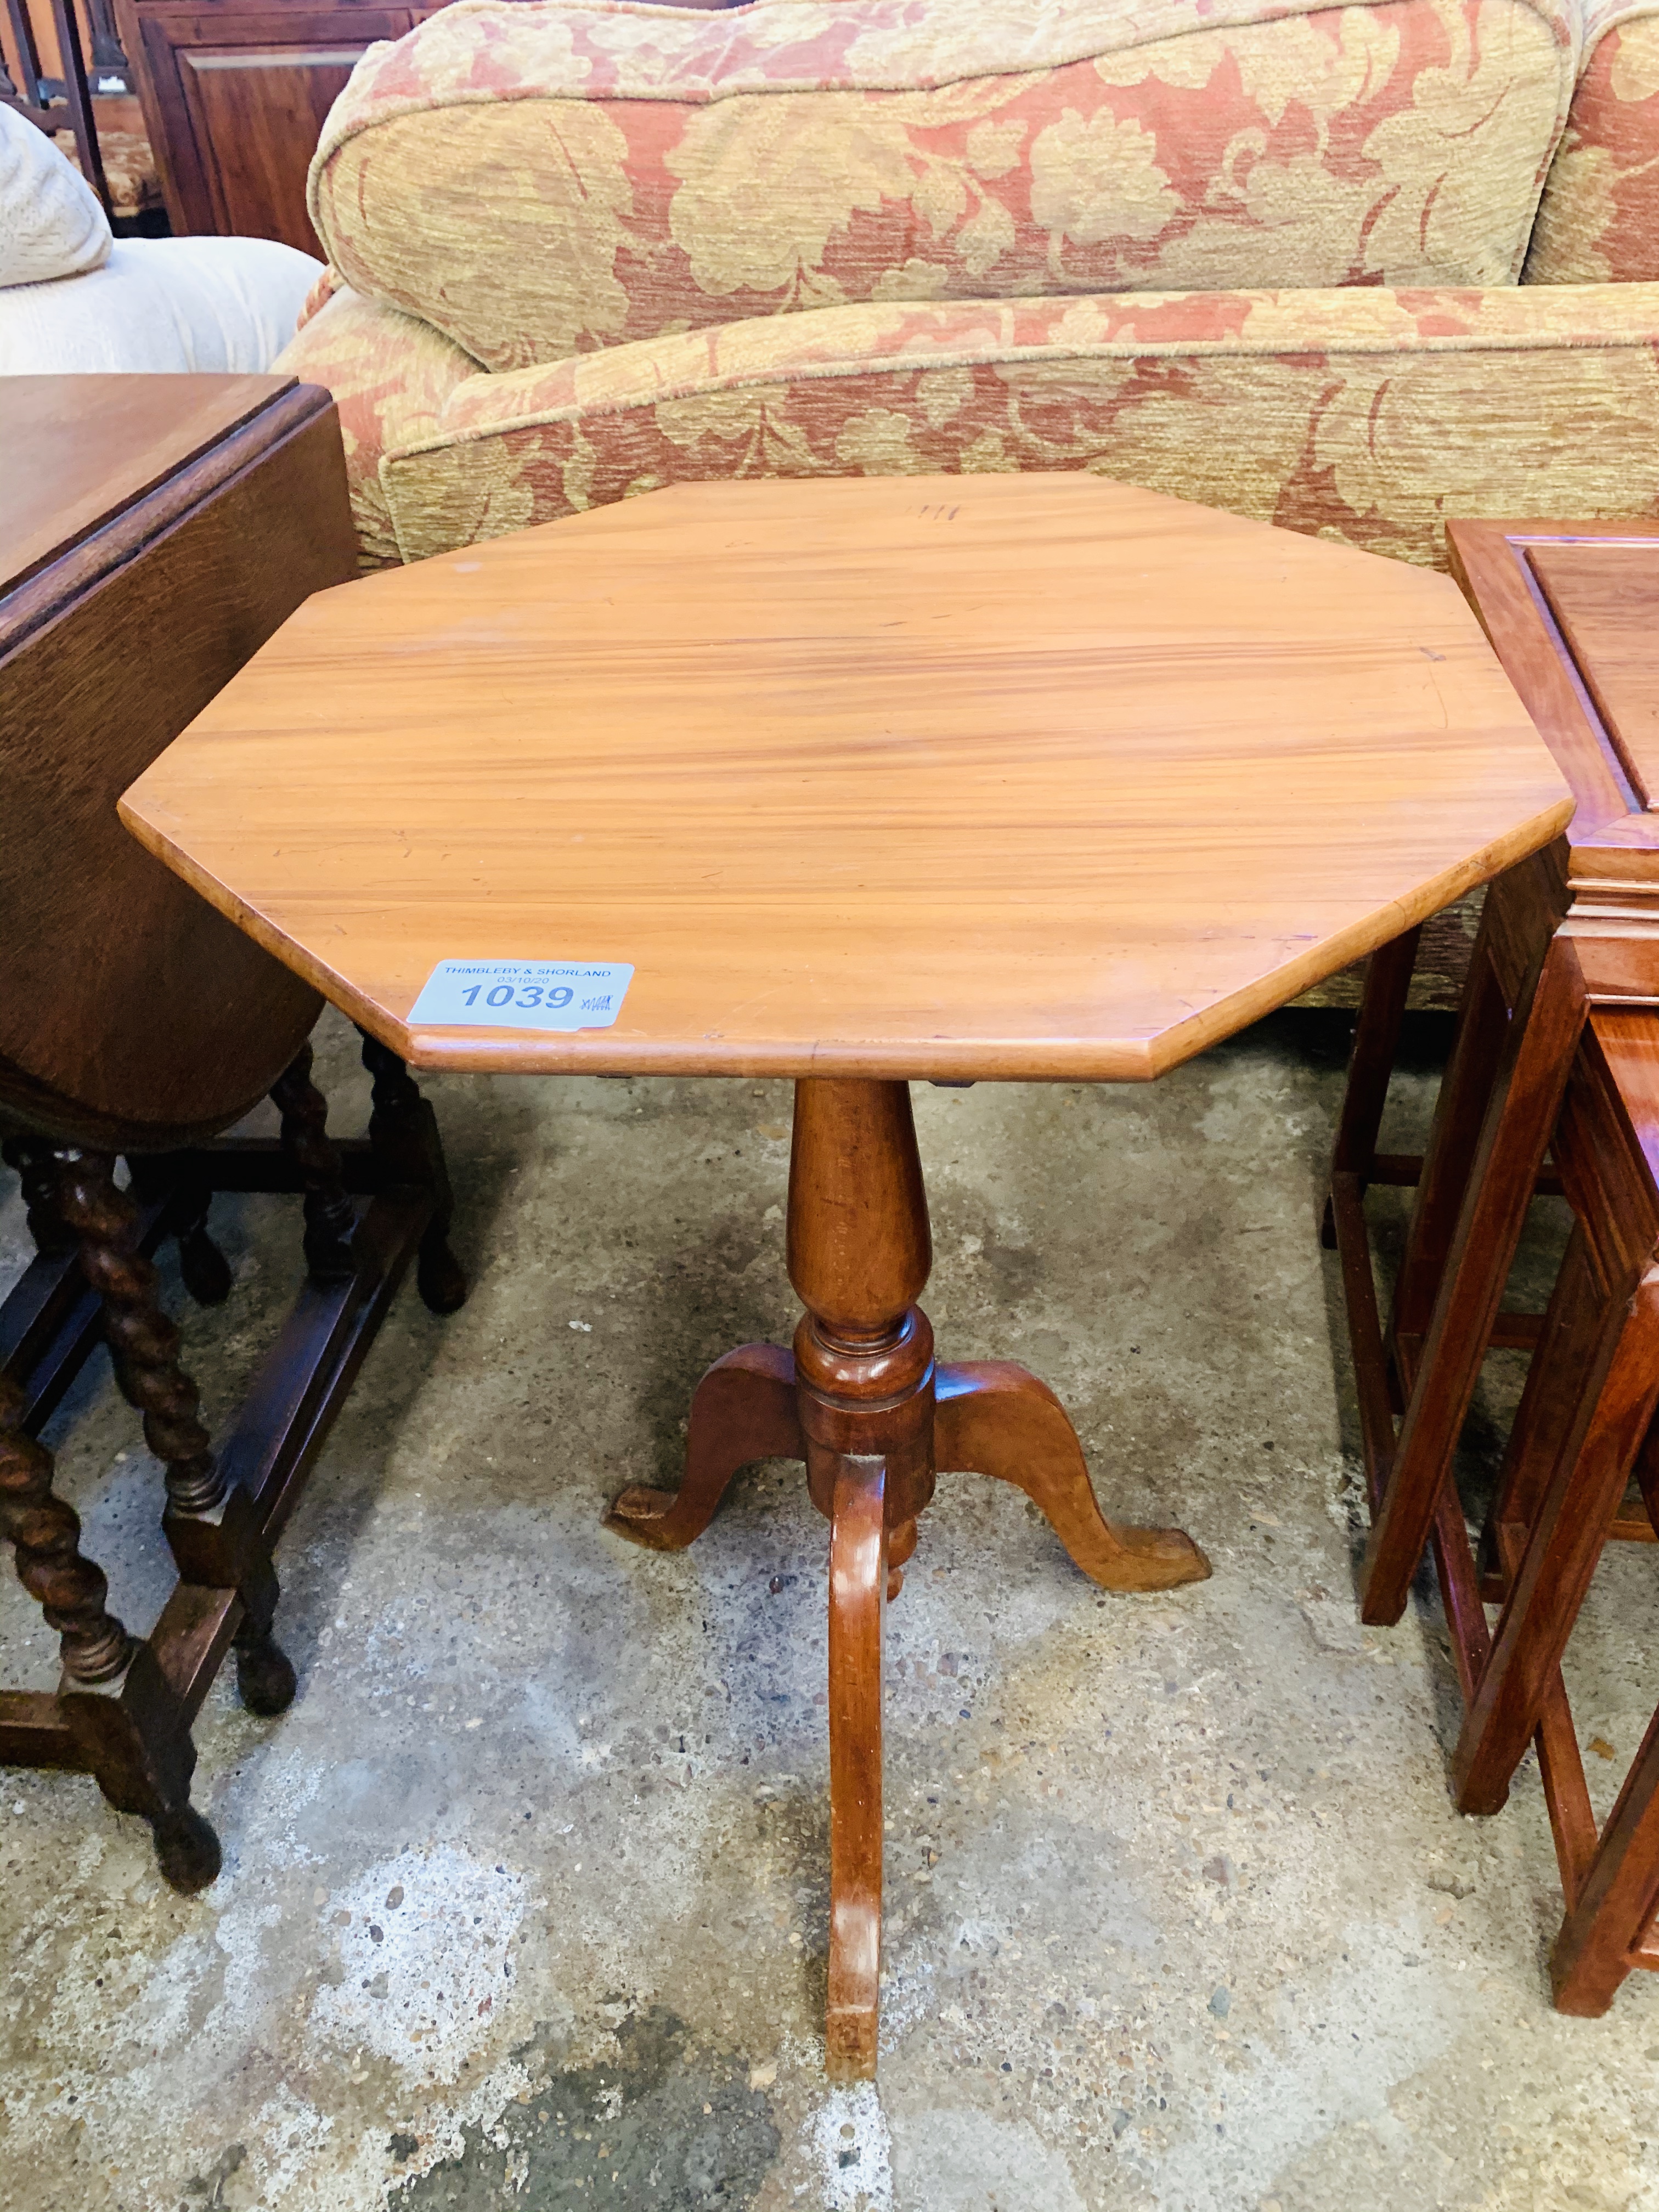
607,1079,1209,2076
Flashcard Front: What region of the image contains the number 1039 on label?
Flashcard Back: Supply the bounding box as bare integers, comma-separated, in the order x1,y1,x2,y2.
408,958,634,1031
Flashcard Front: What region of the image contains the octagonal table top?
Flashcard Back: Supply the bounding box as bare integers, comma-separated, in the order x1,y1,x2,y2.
120,475,1572,1082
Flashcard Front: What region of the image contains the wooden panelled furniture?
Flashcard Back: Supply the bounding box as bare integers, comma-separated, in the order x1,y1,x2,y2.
0,374,465,1892
1327,519,1659,2012
114,0,736,253
115,0,414,251
120,472,1571,2072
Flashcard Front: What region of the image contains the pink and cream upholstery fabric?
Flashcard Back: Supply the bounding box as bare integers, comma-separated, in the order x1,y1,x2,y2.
309,0,1582,373
281,277,1659,573
1528,0,1659,278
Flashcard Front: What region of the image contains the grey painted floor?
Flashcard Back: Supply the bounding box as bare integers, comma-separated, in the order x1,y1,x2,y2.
2,1007,1657,2212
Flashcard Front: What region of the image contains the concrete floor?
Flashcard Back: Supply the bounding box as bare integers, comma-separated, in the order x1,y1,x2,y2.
3,1007,1658,2212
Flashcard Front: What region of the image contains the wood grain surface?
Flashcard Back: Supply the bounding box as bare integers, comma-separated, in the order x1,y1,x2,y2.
1527,545,1659,814
0,375,290,596
2,379,352,1148
121,474,1574,1082
1446,521,1659,881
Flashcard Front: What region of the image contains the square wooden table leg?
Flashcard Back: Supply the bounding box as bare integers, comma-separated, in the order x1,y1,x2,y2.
1551,1705,1659,2016
1336,992,1659,2014
1359,913,1586,1625
1455,1261,1659,1814
1327,855,1577,1578
1321,921,1421,1254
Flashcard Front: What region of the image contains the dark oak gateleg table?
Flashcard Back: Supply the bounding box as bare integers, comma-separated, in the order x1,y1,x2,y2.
0,375,467,1892
118,472,1571,2073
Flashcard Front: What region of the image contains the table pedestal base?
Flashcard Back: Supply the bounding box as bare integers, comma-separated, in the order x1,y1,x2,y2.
607,1079,1209,2077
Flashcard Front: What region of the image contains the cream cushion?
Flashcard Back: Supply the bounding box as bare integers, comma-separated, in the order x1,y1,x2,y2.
0,235,323,373
0,100,111,286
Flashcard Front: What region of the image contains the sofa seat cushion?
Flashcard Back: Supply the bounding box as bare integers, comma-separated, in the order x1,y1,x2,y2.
275,279,1659,571
0,234,323,375
312,0,1581,373
1527,0,1659,278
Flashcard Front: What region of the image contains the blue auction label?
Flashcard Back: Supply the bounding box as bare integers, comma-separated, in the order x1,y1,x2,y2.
407,958,634,1031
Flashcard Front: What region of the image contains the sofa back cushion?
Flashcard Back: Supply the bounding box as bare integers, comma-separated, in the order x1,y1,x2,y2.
1526,0,1659,278
312,0,1579,374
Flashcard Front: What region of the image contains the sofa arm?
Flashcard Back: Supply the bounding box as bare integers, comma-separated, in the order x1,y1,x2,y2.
1525,2,1659,282
374,282,1659,566
273,284,481,568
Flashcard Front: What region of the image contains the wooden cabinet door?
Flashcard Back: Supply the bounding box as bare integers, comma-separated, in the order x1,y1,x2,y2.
121,3,412,252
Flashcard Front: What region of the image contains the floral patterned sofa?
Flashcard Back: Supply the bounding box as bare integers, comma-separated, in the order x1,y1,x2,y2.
279,0,1659,995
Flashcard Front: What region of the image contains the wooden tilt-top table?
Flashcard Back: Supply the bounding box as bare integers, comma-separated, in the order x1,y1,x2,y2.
120,473,1572,2075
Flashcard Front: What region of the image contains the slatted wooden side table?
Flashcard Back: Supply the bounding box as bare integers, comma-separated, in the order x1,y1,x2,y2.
119,471,1570,2074
1335,523,1659,1639
1327,522,1659,2009
0,375,466,1890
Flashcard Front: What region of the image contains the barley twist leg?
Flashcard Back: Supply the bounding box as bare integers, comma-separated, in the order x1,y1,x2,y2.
270,1041,357,1283
54,1149,294,1719
56,1148,224,1517
0,1373,220,1890
358,1031,467,1314
0,1372,132,1683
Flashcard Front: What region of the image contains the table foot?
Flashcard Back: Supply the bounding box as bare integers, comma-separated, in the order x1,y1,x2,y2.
150,1803,224,1895
57,1637,222,1895
936,1361,1210,1592
826,1452,886,2080
606,1345,802,1550
234,1625,298,1718
175,1201,233,1307
232,1559,300,1717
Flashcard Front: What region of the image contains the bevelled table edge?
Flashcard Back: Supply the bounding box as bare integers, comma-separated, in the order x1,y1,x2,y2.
116,787,1575,1085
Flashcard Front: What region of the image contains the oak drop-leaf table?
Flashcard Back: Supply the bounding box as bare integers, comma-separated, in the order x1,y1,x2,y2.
120,475,1572,2075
